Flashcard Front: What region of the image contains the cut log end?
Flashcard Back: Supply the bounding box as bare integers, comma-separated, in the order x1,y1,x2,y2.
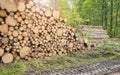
0,10,7,17
0,24,8,34
53,10,60,20
6,16,17,26
12,30,19,37
19,46,31,58
17,2,25,12
0,48,4,56
2,53,14,63
45,10,52,17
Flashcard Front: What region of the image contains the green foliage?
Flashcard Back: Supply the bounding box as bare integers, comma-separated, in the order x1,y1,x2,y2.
98,39,120,51
77,0,103,25
76,0,120,38
59,0,120,37
0,62,26,75
97,39,120,57
59,0,83,27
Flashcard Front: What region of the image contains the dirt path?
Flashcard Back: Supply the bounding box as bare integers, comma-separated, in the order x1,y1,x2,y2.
36,57,120,75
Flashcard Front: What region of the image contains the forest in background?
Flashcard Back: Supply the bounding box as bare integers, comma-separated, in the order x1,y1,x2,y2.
58,0,120,38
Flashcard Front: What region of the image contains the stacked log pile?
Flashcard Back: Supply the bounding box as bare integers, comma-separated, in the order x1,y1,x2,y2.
79,25,109,45
0,0,93,63
79,25,109,39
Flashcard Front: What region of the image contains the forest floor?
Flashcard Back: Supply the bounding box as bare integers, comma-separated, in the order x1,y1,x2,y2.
38,56,120,75
0,38,120,75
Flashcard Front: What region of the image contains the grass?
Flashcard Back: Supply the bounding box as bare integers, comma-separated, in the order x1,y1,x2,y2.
0,39,120,75
0,61,26,75
25,49,120,73
97,39,120,56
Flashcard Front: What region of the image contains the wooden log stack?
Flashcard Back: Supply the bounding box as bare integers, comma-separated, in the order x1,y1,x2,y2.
0,0,94,63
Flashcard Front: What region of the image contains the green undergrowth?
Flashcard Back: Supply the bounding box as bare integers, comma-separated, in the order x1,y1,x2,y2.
0,62,26,75
97,39,120,56
0,39,120,75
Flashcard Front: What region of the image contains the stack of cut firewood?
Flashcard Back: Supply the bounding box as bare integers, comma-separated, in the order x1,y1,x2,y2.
0,0,94,63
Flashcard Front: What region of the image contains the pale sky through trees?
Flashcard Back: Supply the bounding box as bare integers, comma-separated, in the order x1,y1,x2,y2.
40,0,73,8
40,0,50,5
68,0,73,9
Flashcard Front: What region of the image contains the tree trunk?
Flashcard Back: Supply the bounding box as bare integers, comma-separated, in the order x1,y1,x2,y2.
101,8,104,27
104,0,107,29
110,0,113,37
101,0,104,28
115,6,119,36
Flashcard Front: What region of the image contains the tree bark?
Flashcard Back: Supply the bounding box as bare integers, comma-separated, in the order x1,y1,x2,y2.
115,5,119,36
110,0,113,37
104,0,107,29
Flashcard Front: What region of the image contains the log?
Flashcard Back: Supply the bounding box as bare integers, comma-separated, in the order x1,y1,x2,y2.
0,48,4,56
46,35,51,41
56,29,63,37
18,35,23,40
35,7,40,12
9,12,14,16
6,46,12,52
1,37,9,44
69,43,74,48
0,10,7,17
9,27,14,31
23,32,28,36
9,36,13,40
53,10,60,20
31,6,36,12
0,24,8,34
17,2,25,12
19,46,31,58
6,16,17,26
0,18,3,22
0,0,17,12
17,17,23,22
45,10,52,17
33,27,39,34
2,53,13,63
12,30,19,37
26,1,33,9
26,4,31,9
